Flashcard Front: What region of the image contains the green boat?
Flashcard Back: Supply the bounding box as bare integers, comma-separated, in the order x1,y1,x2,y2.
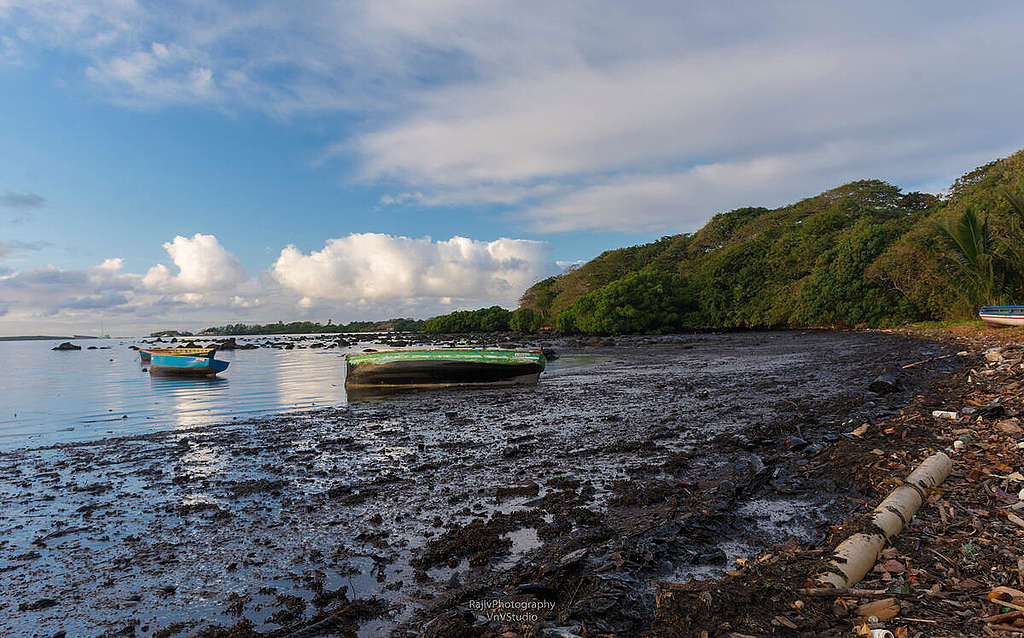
344,349,546,389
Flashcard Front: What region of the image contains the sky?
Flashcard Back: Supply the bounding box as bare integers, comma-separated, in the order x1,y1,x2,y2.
1,1,1023,335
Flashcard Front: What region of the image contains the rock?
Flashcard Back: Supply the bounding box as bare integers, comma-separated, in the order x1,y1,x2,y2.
985,347,1005,362
868,371,901,394
18,597,57,611
785,436,808,451
716,480,736,500
556,548,588,568
996,419,1023,434
979,401,1007,418
541,347,559,361
51,342,81,351
697,548,727,564
516,582,557,600
218,338,238,350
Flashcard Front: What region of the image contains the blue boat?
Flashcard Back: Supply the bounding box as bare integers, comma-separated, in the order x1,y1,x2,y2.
979,306,1024,328
138,347,216,362
149,353,230,377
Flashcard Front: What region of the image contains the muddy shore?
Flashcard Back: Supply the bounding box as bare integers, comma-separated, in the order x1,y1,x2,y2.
0,330,964,637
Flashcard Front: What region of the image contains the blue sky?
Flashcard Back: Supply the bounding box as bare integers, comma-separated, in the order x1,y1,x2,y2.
1,1,1023,334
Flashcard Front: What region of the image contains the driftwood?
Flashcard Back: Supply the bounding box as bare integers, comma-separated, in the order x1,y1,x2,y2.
798,587,892,597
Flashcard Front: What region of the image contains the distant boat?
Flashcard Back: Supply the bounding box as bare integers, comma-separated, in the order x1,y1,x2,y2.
149,353,229,377
139,347,216,362
979,306,1024,327
344,349,546,389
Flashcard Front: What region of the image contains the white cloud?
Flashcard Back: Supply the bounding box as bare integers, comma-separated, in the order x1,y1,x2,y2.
271,233,550,305
0,231,551,333
142,233,246,292
3,1,1024,237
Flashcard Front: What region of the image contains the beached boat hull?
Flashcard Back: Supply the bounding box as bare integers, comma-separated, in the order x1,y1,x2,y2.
139,347,216,362
979,306,1024,328
344,349,545,389
149,354,229,377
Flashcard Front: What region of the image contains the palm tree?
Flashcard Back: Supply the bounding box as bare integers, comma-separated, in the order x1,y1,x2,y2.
998,188,1024,297
936,207,999,306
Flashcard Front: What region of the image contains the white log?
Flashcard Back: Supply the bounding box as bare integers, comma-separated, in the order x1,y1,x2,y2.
815,452,951,588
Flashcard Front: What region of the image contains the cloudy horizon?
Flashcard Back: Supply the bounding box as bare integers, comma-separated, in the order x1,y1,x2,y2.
2,1,1023,334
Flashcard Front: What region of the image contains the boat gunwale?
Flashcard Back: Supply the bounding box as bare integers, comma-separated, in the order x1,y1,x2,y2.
345,348,544,364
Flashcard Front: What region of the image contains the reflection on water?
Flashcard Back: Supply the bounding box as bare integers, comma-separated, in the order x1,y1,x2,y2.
0,338,584,451
0,337,355,449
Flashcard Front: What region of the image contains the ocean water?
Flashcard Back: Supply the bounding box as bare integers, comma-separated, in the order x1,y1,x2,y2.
0,336,577,451
0,336,358,450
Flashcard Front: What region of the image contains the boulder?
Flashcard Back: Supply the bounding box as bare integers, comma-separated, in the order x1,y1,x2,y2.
52,342,81,351
868,371,901,394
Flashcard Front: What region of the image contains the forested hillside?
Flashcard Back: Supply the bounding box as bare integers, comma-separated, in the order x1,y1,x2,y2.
518,150,1024,333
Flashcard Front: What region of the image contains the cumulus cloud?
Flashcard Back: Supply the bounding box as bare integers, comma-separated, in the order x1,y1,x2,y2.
0,231,550,333
142,233,246,292
271,233,550,306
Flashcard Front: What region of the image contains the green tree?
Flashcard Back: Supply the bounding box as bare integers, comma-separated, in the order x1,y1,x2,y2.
509,308,542,333
422,306,512,332
936,207,1000,306
556,272,696,334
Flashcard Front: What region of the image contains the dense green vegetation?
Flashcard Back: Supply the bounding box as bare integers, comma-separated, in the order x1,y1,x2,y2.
195,151,1024,337
201,318,424,335
421,306,511,333
519,150,1024,333
556,272,697,334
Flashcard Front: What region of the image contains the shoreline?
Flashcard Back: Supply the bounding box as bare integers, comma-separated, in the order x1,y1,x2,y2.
0,330,980,636
651,326,1024,636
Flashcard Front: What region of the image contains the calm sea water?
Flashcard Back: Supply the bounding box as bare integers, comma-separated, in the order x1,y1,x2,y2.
0,336,362,450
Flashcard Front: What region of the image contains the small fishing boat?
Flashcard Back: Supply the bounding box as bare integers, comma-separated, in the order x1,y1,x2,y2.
139,347,216,362
344,349,545,389
979,306,1024,328
149,353,229,377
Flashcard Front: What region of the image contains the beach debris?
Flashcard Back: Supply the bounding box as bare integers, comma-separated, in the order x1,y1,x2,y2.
855,597,900,621
932,410,958,419
979,400,1008,418
815,452,952,588
996,418,1023,434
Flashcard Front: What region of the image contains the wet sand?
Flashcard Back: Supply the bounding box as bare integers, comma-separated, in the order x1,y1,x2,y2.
0,331,961,637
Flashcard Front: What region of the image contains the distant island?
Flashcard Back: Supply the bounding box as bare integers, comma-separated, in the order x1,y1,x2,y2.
0,335,101,341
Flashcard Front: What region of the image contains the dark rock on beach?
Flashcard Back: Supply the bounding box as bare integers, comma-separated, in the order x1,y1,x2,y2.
868,370,901,393
51,342,81,351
